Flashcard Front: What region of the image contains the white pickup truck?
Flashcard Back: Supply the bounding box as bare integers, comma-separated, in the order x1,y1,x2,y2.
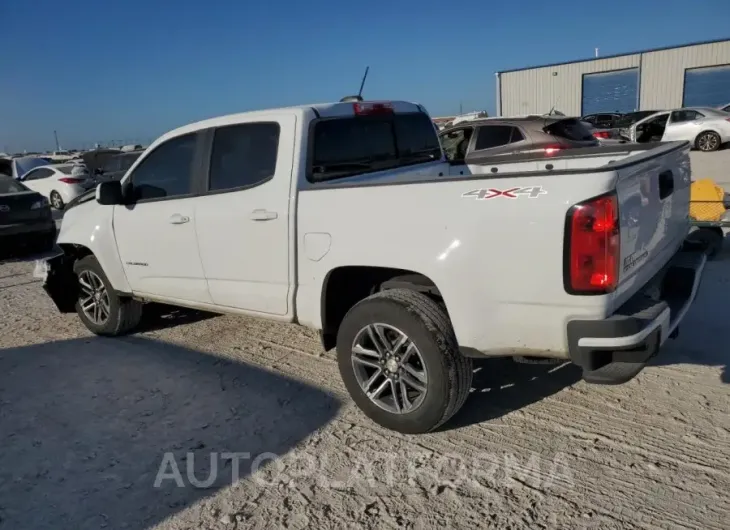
38,99,706,434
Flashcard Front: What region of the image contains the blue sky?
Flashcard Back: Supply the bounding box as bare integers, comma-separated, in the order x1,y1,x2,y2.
1,0,728,152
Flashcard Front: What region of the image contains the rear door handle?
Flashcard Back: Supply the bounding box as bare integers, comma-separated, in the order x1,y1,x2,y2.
250,209,278,221
169,213,190,224
659,170,674,200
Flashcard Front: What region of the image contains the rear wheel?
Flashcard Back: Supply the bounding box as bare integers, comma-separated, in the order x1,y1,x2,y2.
686,227,724,259
73,255,142,336
337,289,472,434
696,131,721,152
50,191,64,210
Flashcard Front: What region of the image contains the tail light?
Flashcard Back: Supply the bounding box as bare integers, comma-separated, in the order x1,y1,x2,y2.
593,131,610,139
59,177,85,184
353,102,393,115
544,145,562,155
564,193,620,294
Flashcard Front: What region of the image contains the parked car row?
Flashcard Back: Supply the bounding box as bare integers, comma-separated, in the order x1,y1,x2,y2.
581,106,730,152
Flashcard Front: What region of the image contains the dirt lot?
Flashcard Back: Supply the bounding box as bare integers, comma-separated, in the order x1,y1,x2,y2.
1,252,729,530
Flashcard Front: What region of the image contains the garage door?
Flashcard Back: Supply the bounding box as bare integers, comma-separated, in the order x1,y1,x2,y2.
683,65,730,108
581,68,639,115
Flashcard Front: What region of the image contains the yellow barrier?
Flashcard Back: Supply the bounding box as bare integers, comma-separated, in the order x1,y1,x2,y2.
689,179,726,222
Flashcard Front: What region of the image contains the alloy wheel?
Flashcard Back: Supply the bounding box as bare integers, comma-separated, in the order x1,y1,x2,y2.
78,270,110,325
351,323,428,414
699,133,719,152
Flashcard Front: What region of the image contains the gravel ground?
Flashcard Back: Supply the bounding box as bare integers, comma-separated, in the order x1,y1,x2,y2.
0,251,729,530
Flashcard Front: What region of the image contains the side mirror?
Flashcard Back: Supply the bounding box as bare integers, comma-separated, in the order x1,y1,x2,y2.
96,180,124,205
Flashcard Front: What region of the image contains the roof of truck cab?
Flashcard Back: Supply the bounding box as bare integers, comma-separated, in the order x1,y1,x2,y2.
157,100,425,145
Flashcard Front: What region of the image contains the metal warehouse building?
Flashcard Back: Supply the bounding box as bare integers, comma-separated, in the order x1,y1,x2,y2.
496,39,730,117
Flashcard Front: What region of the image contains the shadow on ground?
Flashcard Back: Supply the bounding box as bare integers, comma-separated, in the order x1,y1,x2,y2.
446,358,581,431
137,304,218,333
652,252,730,383
0,337,341,530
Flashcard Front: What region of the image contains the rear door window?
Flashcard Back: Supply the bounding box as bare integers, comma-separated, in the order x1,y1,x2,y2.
544,119,596,141
24,168,54,181
309,112,441,182
670,110,702,123
208,122,280,192
474,125,513,150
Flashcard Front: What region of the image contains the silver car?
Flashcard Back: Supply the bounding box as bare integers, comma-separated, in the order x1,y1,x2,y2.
439,116,598,161
627,107,730,152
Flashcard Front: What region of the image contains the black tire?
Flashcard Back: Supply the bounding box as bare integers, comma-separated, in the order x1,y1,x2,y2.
686,227,724,259
73,255,142,336
695,131,721,152
50,191,64,210
336,288,472,434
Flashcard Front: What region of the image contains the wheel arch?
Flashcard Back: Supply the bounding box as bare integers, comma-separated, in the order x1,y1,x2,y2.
319,265,447,351
694,129,722,149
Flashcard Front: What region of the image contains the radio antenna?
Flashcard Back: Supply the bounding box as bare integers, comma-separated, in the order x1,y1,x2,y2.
357,66,370,98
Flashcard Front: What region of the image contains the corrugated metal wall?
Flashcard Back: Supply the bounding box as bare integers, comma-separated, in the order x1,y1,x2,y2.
499,56,640,116
498,40,730,116
640,42,730,109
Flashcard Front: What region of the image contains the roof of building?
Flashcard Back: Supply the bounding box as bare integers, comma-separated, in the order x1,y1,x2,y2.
497,38,730,75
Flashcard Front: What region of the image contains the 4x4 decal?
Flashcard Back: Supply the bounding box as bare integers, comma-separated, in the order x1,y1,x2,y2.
462,186,547,200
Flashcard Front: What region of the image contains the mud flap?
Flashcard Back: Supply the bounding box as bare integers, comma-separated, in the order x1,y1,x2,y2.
40,254,78,313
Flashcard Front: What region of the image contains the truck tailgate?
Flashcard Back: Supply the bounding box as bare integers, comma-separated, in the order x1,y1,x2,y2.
611,142,692,309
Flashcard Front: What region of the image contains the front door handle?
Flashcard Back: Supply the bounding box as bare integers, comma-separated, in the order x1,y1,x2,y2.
169,213,190,224
250,209,278,221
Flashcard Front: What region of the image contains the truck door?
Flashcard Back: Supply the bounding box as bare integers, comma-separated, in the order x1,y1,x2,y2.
193,115,295,316
113,132,212,304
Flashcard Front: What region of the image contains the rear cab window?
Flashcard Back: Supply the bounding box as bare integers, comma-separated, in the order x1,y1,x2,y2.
308,106,442,182
544,119,596,142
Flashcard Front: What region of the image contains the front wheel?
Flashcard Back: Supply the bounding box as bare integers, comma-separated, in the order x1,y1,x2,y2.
73,255,142,336
696,131,721,152
337,289,472,434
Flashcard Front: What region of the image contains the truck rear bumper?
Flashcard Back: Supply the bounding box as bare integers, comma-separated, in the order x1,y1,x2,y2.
566,248,706,384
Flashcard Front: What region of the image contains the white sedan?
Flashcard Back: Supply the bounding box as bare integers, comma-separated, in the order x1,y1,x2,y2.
19,164,95,210
626,107,730,152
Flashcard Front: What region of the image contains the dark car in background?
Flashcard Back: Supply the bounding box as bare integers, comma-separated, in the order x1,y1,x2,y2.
0,175,56,258
93,150,144,183
581,112,623,129
615,110,665,139
439,115,598,162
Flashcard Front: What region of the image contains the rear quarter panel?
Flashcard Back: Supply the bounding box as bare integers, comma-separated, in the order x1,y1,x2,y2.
296,171,622,357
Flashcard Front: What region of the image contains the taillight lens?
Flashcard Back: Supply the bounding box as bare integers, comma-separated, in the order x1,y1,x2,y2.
544,145,562,155
593,131,610,139
59,177,85,184
565,193,619,294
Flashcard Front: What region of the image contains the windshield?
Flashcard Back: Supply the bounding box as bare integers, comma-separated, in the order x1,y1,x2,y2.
0,176,30,194
308,112,442,182
15,157,49,176
697,107,729,117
